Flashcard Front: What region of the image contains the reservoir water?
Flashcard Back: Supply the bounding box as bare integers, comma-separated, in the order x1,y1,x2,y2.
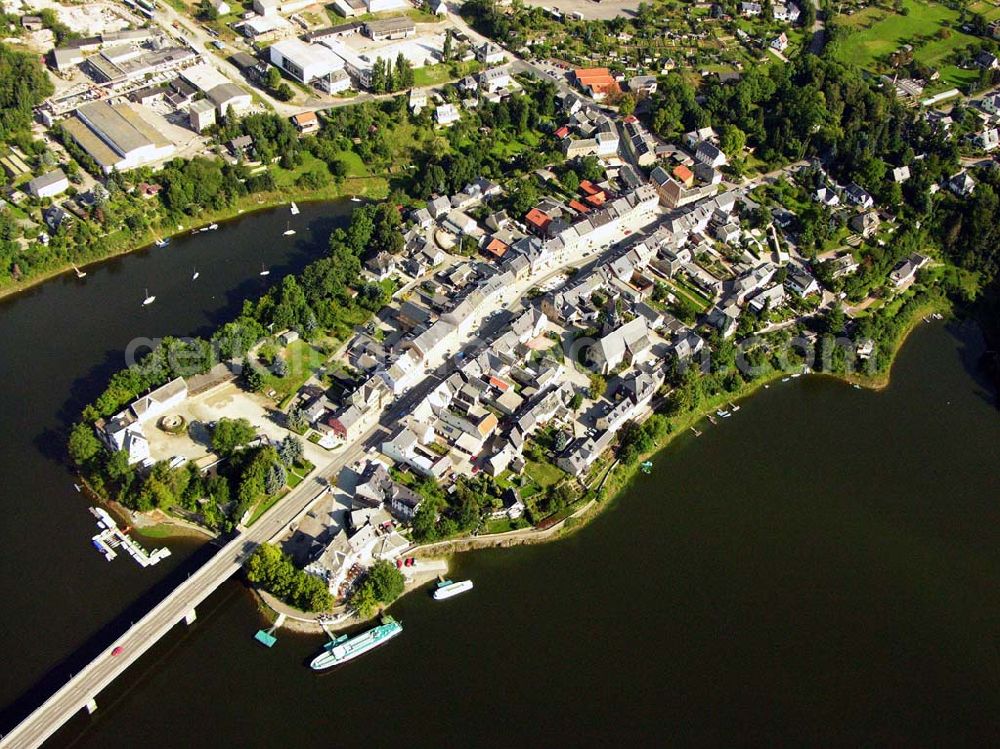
1,203,998,745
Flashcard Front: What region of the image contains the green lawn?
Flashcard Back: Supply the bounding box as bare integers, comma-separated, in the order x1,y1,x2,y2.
259,339,327,401
831,0,981,85
485,518,515,534
271,151,387,199
524,459,565,489
412,60,482,88
287,459,315,489
246,488,287,527
664,278,712,312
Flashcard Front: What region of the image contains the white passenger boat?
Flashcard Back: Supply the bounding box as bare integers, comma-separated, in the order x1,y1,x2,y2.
290,201,300,215
432,579,474,600
310,617,402,670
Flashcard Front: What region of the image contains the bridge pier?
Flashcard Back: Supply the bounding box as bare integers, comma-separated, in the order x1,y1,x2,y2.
183,608,197,625
85,698,98,715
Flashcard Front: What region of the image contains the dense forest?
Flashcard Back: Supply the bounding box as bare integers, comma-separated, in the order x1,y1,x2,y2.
0,43,53,144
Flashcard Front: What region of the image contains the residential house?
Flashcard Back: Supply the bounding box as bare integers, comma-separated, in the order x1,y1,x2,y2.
572,68,621,100
889,253,928,287
589,316,651,373
694,140,727,168
785,265,819,297
814,186,840,207
844,183,874,209
772,2,800,22
291,111,319,134
849,210,880,238
949,171,975,197
435,103,460,126
475,42,505,66
365,251,396,279
975,50,999,70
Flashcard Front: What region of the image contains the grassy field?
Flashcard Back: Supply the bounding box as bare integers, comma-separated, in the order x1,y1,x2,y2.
412,60,482,88
270,151,388,199
664,278,712,312
831,0,982,87
260,339,327,401
524,459,565,489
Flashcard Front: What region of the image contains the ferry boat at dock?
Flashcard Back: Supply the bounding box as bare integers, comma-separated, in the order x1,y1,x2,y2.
310,617,402,670
432,579,473,600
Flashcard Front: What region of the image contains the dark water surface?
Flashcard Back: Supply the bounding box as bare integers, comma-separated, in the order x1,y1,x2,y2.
1,213,998,744
0,201,350,734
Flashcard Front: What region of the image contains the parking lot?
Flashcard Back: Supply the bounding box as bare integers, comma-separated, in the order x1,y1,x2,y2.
520,0,643,21
144,381,334,468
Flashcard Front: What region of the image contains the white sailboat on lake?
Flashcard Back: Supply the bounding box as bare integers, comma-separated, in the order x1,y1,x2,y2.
282,221,296,236
192,268,200,281
142,288,156,306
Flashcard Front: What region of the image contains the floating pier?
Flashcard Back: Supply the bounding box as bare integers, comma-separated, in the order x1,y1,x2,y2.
89,507,171,568
254,613,286,648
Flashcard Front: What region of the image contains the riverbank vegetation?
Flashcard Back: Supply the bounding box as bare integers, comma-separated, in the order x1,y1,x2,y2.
348,560,406,617
247,543,333,612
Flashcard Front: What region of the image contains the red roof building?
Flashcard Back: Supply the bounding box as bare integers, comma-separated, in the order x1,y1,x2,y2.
483,237,509,259
488,375,510,392
554,125,570,139
524,208,552,233
672,164,694,187
573,68,621,99
568,199,591,214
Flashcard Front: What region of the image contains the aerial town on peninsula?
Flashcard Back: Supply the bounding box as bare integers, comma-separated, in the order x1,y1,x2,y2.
0,0,998,741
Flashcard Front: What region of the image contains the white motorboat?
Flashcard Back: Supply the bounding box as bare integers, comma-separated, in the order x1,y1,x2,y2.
432,579,474,600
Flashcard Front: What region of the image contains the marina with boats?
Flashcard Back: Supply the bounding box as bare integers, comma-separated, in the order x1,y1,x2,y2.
88,507,171,568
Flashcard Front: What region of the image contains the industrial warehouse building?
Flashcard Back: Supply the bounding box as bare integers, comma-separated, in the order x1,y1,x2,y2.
269,38,351,93
62,101,175,174
84,44,197,86
179,65,253,116
364,17,416,41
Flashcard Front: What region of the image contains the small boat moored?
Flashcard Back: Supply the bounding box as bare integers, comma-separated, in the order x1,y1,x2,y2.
290,201,300,215
433,579,474,600
142,288,156,306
